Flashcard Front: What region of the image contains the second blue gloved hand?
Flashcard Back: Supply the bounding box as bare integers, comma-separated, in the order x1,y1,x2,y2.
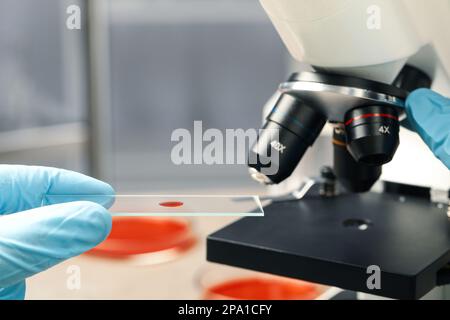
0,165,114,300
405,88,450,169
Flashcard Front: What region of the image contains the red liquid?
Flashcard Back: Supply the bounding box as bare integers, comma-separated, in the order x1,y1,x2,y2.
89,217,195,257
205,277,320,300
159,201,184,208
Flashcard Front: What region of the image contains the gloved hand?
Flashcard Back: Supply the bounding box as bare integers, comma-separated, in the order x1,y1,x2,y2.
405,88,450,169
0,165,114,300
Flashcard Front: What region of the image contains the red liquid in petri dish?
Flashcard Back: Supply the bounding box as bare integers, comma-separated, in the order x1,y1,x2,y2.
204,277,321,300
89,216,195,257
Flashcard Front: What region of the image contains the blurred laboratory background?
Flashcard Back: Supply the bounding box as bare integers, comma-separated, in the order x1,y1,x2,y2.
0,0,293,193
2,0,448,301
0,0,326,300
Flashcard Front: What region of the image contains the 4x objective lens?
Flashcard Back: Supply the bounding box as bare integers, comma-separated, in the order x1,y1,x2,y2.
344,105,400,166
333,127,382,193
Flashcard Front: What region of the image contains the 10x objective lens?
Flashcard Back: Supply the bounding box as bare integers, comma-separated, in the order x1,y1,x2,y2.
248,94,327,185
344,105,400,166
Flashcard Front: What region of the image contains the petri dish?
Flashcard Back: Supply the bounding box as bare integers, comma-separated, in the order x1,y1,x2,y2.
197,265,326,300
87,216,197,265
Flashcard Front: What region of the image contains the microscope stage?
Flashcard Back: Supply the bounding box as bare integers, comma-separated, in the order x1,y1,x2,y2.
207,192,450,299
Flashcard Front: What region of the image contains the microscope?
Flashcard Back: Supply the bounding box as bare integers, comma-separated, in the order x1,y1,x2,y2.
208,0,450,299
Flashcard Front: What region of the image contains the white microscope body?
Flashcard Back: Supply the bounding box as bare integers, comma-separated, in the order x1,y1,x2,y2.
260,0,450,190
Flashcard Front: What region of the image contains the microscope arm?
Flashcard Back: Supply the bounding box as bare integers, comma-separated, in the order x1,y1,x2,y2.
259,0,450,84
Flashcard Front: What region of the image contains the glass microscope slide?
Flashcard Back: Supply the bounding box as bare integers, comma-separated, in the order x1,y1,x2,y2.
42,195,264,217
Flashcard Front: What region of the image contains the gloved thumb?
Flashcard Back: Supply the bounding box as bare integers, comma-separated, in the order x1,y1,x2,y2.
0,201,111,289
405,88,450,169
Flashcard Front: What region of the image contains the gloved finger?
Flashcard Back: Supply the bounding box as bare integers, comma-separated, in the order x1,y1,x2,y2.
0,165,115,215
0,282,25,300
405,89,450,169
0,201,111,288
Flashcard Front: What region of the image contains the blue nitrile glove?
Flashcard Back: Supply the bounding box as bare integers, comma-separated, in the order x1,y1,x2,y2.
0,165,114,300
405,88,450,169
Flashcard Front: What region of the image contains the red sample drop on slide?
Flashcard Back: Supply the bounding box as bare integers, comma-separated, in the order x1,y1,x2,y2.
159,201,184,208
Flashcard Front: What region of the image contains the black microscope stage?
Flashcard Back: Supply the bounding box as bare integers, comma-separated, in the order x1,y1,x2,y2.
207,191,450,299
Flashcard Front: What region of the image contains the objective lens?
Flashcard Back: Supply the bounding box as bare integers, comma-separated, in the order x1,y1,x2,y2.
248,94,327,185
333,127,382,193
344,105,400,166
